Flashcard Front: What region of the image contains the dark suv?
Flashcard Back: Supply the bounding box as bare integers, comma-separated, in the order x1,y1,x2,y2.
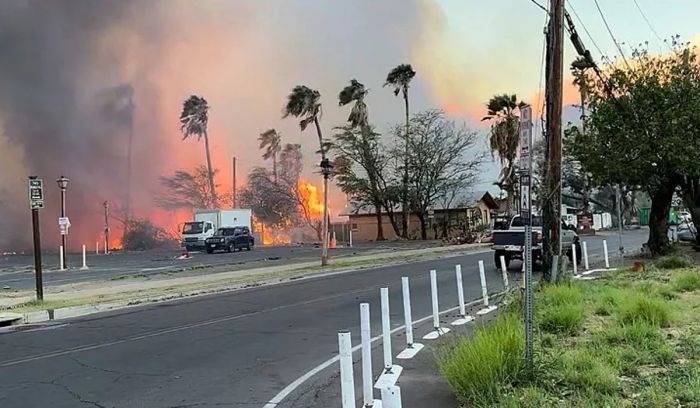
205,226,254,254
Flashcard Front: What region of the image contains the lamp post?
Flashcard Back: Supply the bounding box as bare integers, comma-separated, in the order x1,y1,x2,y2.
319,157,333,266
56,175,70,268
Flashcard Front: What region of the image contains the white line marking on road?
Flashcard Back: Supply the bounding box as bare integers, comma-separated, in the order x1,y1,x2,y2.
261,297,489,408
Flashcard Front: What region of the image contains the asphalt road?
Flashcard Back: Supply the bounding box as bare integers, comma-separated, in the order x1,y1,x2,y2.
0,241,443,291
0,230,648,408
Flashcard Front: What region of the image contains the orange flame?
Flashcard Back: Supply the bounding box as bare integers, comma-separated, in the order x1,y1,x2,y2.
298,179,324,219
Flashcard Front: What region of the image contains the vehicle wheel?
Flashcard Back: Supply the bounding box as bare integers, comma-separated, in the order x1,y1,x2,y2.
494,251,511,270
206,249,214,254
227,243,234,253
246,243,251,251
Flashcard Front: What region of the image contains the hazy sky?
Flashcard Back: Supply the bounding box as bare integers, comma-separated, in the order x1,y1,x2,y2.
0,0,698,248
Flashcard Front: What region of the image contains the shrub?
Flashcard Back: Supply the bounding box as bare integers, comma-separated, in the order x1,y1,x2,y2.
655,255,692,270
617,295,672,327
438,313,524,405
593,287,624,316
539,303,585,335
672,270,700,292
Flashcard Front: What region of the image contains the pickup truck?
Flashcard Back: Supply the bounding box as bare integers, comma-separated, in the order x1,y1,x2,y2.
204,226,255,254
492,215,580,269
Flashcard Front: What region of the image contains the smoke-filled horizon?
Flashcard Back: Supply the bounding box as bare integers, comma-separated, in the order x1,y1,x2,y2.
5,0,646,251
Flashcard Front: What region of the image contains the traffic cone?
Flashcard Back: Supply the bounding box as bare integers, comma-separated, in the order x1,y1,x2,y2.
178,246,191,260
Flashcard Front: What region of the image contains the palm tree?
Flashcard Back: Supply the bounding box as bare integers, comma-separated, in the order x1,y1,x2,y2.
258,129,282,182
180,95,217,207
482,94,525,215
338,79,386,241
283,85,330,265
385,64,416,239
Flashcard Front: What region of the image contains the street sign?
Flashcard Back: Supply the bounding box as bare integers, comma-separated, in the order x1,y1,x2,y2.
519,106,533,172
520,174,531,221
58,217,71,236
28,178,44,209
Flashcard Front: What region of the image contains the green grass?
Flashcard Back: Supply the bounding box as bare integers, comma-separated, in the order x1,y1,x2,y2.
655,254,692,270
439,260,700,407
617,294,672,327
672,270,700,292
438,313,524,405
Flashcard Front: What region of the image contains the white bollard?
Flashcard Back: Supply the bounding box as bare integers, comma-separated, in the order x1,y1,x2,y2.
476,260,497,315
360,303,377,407
380,385,402,408
500,256,509,290
81,244,88,270
572,243,578,276
338,330,356,408
397,277,424,360
582,241,589,271
423,270,450,340
380,288,393,373
96,241,99,255
59,246,65,271
349,229,353,247
451,265,473,326
603,240,610,269
376,288,403,389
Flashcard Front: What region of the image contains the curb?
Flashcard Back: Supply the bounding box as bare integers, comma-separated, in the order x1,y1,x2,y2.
11,245,492,326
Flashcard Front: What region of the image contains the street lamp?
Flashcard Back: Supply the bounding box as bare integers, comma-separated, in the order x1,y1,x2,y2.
319,157,333,266
56,175,69,268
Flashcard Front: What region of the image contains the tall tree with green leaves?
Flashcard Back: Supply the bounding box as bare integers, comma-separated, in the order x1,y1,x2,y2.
283,85,330,265
569,42,700,255
385,63,416,239
258,129,282,182
179,95,217,207
337,79,386,240
482,94,525,215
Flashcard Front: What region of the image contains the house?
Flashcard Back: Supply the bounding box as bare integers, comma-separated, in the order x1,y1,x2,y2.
341,191,499,242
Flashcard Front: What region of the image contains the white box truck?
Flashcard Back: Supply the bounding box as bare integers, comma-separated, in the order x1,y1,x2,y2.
181,209,252,250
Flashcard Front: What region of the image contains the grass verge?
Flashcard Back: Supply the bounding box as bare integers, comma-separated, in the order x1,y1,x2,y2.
439,259,700,407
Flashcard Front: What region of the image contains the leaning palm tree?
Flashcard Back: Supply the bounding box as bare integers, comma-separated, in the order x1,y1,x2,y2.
258,129,282,182
338,79,386,241
385,64,416,239
283,85,330,265
482,94,525,215
180,95,217,207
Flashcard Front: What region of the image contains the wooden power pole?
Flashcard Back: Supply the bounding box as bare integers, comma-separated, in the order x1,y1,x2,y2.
232,156,237,208
543,0,565,279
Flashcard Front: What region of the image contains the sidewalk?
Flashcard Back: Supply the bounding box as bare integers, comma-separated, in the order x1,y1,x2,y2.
0,243,489,321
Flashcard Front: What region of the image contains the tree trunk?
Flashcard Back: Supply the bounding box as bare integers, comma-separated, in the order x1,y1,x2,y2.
374,204,386,241
401,90,410,239
384,206,402,237
417,213,427,240
647,181,676,255
203,130,218,208
272,153,278,184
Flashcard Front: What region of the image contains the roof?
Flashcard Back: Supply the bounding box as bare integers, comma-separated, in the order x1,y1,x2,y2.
339,190,498,216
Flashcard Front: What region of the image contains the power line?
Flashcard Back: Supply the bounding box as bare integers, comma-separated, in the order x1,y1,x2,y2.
632,0,671,51
529,0,548,13
593,0,631,69
567,2,606,62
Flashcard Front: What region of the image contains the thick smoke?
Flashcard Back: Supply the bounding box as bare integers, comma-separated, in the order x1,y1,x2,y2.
0,0,427,251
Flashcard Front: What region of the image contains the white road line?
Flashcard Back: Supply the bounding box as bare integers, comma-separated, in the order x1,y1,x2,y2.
261,296,491,408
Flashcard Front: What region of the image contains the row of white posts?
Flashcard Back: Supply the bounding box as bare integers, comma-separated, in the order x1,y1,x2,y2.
573,239,613,280
337,239,614,407
337,260,508,408
58,243,95,271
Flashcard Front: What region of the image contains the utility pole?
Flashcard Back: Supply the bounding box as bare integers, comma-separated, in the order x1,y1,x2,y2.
543,0,565,279
232,156,237,208
103,201,110,255
615,184,624,263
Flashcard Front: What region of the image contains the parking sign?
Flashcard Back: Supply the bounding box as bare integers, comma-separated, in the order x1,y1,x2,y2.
29,177,44,209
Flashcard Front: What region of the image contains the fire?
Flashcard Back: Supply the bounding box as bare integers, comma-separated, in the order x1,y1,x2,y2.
298,179,324,219
253,221,292,246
